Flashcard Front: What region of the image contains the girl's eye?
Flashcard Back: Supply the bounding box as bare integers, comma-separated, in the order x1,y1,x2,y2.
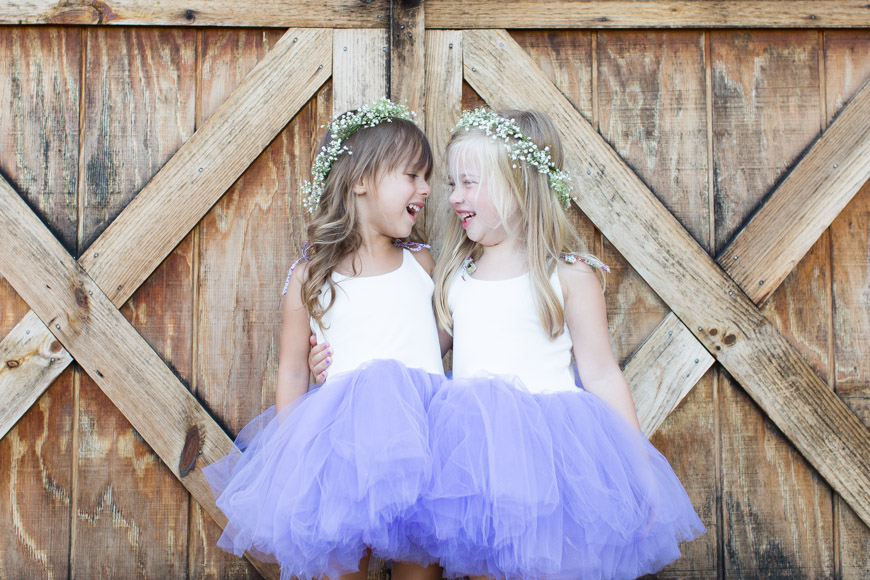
407,173,418,179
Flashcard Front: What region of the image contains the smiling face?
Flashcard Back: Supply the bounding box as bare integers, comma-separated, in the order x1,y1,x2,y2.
356,160,432,239
447,138,518,248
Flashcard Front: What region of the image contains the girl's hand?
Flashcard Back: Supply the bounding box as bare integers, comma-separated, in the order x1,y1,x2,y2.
308,334,332,383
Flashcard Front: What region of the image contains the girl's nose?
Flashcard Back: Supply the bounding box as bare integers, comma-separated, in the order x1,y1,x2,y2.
448,187,462,205
419,178,432,197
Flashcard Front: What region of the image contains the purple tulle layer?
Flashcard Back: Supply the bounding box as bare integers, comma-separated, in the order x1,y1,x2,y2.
205,361,704,580
420,373,706,580
203,360,447,580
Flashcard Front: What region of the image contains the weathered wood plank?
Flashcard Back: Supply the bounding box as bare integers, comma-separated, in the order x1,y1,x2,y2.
80,27,331,305
421,29,462,246
594,30,717,575
6,0,870,28
0,27,332,442
462,28,870,528
0,26,79,579
711,30,836,579
0,311,73,439
0,175,278,580
390,0,425,123
717,76,870,305
190,28,307,579
73,27,195,578
0,0,389,27
426,1,870,29
333,29,387,113
826,29,870,580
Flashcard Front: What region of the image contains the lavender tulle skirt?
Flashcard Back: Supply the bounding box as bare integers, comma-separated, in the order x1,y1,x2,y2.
203,359,446,580
420,373,706,580
205,360,703,580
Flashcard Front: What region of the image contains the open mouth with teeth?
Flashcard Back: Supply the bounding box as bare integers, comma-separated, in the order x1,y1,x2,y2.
459,212,476,227
406,203,422,219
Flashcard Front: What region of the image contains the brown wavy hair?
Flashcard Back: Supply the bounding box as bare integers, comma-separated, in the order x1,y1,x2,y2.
300,115,433,329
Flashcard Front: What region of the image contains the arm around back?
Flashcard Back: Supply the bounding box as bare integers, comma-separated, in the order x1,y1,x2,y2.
277,261,317,412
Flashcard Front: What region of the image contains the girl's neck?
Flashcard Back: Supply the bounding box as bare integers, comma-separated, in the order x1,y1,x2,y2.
473,236,528,280
338,232,402,277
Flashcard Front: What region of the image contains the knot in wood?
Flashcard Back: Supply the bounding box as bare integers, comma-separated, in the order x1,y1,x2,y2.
75,287,89,309
179,424,200,478
723,333,737,346
6,359,20,369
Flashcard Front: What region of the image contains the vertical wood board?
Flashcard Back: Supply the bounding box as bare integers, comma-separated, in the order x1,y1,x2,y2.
712,30,835,578
0,26,79,580
74,27,195,579
826,29,870,580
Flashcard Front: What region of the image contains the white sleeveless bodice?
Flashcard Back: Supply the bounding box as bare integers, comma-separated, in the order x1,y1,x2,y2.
313,249,444,381
449,268,576,393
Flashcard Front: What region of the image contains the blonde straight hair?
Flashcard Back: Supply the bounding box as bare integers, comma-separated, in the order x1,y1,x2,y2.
301,117,432,329
433,110,589,339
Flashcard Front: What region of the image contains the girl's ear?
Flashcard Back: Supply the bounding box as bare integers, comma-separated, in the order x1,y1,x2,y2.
352,179,367,195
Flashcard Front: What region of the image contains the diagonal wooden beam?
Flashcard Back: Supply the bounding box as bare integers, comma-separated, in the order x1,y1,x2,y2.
463,29,870,527
717,77,870,305
626,71,870,429
0,177,279,578
0,27,331,440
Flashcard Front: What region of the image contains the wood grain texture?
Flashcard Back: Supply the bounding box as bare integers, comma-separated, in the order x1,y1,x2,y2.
0,27,333,447
80,27,330,305
333,29,387,113
390,0,425,122
826,29,870,580
0,0,389,27
73,27,195,578
0,311,73,438
421,30,462,247
0,26,79,579
462,29,870,528
0,174,277,579
717,77,870,305
189,28,290,580
626,313,713,436
712,31,835,578
0,27,80,254
425,1,870,29
594,30,717,574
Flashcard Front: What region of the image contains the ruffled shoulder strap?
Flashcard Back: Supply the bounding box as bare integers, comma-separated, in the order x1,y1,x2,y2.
392,240,431,252
560,252,610,273
283,240,312,296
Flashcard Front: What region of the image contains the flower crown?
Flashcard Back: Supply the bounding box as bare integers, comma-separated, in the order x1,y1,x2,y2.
302,98,416,213
452,108,574,208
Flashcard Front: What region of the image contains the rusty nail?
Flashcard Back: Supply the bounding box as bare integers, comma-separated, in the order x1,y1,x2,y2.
587,170,591,175
317,65,323,70
698,327,702,331
668,330,673,336
55,324,60,330
833,163,838,168
377,14,382,18
198,168,203,172
500,42,504,47
733,255,738,260
400,25,405,29
343,46,347,51
50,358,55,363
759,280,764,285
117,285,122,290
94,252,99,258
472,67,477,72
449,43,453,49
408,33,413,38
728,290,733,296
382,47,387,51
293,37,297,42
25,330,30,334
695,359,699,363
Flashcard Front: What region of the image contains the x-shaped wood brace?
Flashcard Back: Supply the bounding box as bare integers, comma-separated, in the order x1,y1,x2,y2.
0,29,868,573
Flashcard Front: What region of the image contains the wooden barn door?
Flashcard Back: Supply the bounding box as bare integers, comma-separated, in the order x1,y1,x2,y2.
1,2,870,578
